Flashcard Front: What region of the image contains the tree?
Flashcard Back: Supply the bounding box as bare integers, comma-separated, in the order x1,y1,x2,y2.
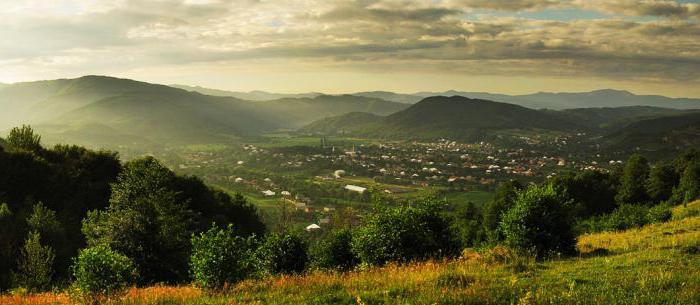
27,202,63,239
500,184,575,257
257,233,308,275
82,157,196,284
482,180,523,242
646,162,678,203
552,171,618,218
83,157,265,284
615,154,650,205
6,125,42,152
12,231,55,292
351,200,458,266
189,225,259,290
71,245,137,300
672,161,700,205
310,229,357,271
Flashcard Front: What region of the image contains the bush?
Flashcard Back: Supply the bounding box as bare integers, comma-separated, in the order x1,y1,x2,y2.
310,229,358,271
189,225,259,290
578,203,673,233
258,233,308,275
500,184,576,257
351,200,458,266
71,245,137,298
11,232,55,292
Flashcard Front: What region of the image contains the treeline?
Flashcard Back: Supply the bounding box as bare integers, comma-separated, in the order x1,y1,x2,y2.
0,126,264,292
453,150,700,248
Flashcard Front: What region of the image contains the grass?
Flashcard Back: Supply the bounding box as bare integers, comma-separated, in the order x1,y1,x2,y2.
4,201,700,305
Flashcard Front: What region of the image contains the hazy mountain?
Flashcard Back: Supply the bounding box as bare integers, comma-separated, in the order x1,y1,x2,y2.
0,76,408,146
415,89,700,110
299,112,383,134
302,96,580,140
240,95,408,129
351,91,423,104
171,84,322,101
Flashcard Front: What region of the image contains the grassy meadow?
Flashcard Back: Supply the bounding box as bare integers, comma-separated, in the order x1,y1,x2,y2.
4,201,699,305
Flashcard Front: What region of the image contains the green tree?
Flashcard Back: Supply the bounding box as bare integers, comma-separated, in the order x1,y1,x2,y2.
615,154,650,205
646,162,678,203
310,229,357,271
257,233,308,275
672,161,700,204
500,184,575,257
27,202,63,239
11,231,55,292
352,200,458,266
83,157,264,284
552,170,618,218
71,245,137,300
189,225,259,290
6,125,42,152
482,180,523,242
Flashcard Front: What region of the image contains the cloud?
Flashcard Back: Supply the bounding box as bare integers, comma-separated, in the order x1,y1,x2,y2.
0,0,698,90
573,0,700,19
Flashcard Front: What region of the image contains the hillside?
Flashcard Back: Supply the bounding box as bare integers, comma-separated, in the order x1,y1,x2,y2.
9,201,699,304
552,106,695,129
351,91,423,104
602,112,700,155
302,96,581,140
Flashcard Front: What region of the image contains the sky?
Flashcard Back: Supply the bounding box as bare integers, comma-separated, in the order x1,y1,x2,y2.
0,0,699,97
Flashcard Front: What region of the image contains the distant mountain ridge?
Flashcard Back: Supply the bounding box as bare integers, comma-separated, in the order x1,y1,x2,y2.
170,83,700,110
170,84,322,101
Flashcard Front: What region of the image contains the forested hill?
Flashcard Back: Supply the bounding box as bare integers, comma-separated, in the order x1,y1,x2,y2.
301,96,582,140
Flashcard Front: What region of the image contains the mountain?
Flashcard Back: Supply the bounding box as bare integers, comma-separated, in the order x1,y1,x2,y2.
0,76,409,146
351,91,423,104
299,112,383,134
415,89,700,110
551,106,697,130
602,112,700,155
239,95,408,129
301,96,581,140
171,84,322,101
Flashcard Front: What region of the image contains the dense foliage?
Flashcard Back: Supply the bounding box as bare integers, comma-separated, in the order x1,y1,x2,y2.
351,200,458,265
11,232,55,292
82,157,265,284
70,245,137,298
310,229,358,271
189,225,259,290
500,184,576,257
257,233,308,275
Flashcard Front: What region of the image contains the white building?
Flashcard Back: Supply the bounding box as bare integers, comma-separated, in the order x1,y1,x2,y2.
344,184,367,194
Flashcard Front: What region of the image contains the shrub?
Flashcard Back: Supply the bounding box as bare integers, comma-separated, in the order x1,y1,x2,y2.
11,232,55,292
500,184,576,257
310,229,358,271
351,200,458,266
647,203,672,223
71,245,137,298
258,232,308,275
189,225,259,290
578,203,673,233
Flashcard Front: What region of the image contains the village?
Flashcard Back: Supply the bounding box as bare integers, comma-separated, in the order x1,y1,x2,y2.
160,134,620,231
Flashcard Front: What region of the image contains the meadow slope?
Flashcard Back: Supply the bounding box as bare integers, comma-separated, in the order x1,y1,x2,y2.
3,201,700,305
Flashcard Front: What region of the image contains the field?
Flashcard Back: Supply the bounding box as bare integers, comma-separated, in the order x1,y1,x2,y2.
4,201,698,305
